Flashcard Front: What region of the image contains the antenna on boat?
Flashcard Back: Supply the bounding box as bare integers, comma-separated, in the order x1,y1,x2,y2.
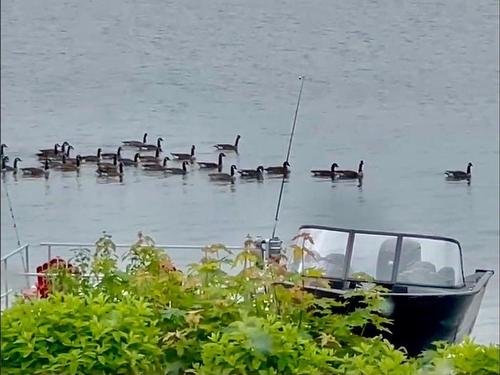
271,75,305,239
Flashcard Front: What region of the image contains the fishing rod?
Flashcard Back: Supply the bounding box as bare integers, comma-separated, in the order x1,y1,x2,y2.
1,179,29,285
271,75,305,239
2,180,22,248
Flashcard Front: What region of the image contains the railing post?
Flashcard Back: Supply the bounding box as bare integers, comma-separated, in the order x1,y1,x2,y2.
24,244,30,288
48,245,52,262
4,259,8,309
25,245,30,272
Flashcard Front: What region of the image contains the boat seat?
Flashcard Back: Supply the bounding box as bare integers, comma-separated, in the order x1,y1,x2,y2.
319,253,345,278
376,238,421,281
398,262,455,286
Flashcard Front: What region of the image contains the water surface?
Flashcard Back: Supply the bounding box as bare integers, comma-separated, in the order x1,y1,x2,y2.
1,0,498,343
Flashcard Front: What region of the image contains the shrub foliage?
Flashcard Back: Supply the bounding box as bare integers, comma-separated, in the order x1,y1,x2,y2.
1,233,498,374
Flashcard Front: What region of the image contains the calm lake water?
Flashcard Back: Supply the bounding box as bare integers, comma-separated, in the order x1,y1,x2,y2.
1,0,498,343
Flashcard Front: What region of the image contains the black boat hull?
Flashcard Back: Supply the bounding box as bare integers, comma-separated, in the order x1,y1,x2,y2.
299,269,493,356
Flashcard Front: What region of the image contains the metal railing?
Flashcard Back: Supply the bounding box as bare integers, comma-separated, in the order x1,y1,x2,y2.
1,243,30,309
2,241,244,311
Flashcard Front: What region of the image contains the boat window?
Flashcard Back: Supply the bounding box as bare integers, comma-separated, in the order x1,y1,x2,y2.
396,237,463,287
349,234,398,282
288,228,349,278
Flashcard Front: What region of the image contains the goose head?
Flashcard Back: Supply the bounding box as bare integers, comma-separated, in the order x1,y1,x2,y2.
283,161,290,168
156,137,164,148
331,163,339,171
65,145,74,156
13,157,22,167
257,165,264,172
142,133,148,143
133,153,141,162
230,164,237,175
162,156,170,166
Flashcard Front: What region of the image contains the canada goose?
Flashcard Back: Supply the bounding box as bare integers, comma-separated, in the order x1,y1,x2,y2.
1,144,7,157
1,156,9,170
40,141,68,153
197,153,225,172
36,143,61,158
165,161,189,175
59,155,82,172
122,133,148,147
239,166,264,179
120,153,141,167
143,157,170,171
2,156,21,172
209,164,237,181
7,158,22,174
214,135,241,153
97,162,124,178
101,147,122,160
311,163,339,178
140,137,164,151
265,161,290,175
46,155,67,168
445,163,472,180
49,144,73,161
21,159,50,177
171,145,195,161
63,154,84,165
97,155,118,171
139,148,161,163
81,148,102,163
336,160,364,179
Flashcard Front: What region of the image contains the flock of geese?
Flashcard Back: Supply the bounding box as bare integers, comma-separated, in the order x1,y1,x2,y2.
1,133,473,184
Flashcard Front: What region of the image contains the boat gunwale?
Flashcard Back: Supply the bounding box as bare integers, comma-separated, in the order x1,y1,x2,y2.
278,269,494,298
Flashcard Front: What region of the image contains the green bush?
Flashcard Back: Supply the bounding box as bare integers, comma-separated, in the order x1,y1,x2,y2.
1,293,163,375
1,233,498,375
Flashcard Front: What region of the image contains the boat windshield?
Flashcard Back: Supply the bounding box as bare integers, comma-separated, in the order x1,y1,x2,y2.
288,226,465,288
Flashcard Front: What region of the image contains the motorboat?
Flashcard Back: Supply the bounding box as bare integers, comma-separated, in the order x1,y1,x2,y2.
281,225,494,355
